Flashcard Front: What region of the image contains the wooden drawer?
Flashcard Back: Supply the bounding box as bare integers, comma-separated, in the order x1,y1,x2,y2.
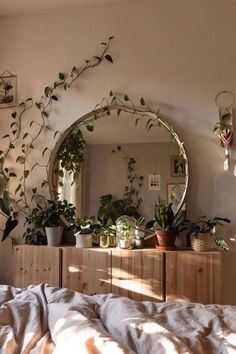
111,249,164,301
62,247,111,295
14,245,61,288
166,251,221,304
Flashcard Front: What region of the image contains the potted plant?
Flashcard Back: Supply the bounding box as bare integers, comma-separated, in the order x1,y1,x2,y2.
25,198,75,246
97,218,116,248
146,196,186,248
183,216,230,251
116,215,135,249
214,112,233,147
132,216,145,249
73,217,100,248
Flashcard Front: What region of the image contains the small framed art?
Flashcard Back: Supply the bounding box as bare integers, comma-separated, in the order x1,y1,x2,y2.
171,155,186,177
0,70,17,108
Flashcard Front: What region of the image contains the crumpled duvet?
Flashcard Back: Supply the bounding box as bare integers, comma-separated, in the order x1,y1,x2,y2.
0,284,235,354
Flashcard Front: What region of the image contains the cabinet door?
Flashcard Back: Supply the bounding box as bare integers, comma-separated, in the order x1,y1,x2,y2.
111,249,164,301
14,245,61,288
62,248,111,295
166,251,221,304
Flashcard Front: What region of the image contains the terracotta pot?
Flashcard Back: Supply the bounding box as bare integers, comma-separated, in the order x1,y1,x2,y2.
155,230,177,248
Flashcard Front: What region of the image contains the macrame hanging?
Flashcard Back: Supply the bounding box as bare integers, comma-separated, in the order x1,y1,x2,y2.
215,90,234,171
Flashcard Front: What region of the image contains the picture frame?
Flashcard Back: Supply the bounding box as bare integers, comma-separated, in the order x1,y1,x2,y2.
171,155,186,177
0,70,17,108
167,183,185,213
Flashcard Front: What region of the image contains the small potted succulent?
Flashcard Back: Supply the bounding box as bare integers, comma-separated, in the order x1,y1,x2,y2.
132,216,145,248
73,217,100,248
183,216,230,251
25,198,75,246
146,196,186,248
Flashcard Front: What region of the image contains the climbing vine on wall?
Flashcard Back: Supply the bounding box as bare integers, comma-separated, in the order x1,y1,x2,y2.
0,36,114,240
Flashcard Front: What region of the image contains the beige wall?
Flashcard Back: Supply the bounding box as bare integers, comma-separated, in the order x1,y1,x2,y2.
0,0,236,304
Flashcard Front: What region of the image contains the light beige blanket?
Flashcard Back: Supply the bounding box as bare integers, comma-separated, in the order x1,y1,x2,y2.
0,284,235,354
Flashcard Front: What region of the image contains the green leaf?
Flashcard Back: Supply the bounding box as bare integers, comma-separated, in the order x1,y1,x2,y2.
124,95,129,101
11,112,17,119
58,170,64,177
105,54,113,63
54,130,60,139
51,95,58,101
42,147,48,157
44,86,51,97
9,172,17,177
9,143,15,149
42,111,49,118
10,122,17,128
72,66,78,75
59,72,65,80
15,184,22,194
109,90,113,96
35,102,42,110
2,217,18,241
12,130,17,135
41,180,48,188
2,134,10,139
23,133,28,139
32,188,37,194
145,118,152,130
140,97,145,106
0,191,11,216
147,123,154,131
24,170,29,179
86,125,94,132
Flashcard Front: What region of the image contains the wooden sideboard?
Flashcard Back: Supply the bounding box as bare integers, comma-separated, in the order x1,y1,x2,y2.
13,245,221,304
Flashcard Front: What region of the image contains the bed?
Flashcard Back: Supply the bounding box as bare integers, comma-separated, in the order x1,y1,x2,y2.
0,283,235,354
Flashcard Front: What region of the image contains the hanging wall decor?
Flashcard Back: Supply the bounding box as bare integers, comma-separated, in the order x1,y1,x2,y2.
0,70,17,108
214,90,235,171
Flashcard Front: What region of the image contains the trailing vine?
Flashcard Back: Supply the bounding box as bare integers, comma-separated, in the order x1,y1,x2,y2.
0,36,114,240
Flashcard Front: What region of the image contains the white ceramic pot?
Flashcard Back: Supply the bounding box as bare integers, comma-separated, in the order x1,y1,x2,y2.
118,239,134,249
75,233,92,248
45,226,64,246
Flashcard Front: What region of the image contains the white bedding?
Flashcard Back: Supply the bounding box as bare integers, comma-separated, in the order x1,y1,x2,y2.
0,284,235,354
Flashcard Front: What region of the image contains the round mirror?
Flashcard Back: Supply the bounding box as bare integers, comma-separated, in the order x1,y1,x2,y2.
48,105,189,221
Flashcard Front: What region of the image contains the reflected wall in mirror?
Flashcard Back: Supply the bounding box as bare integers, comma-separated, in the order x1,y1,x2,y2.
49,104,189,223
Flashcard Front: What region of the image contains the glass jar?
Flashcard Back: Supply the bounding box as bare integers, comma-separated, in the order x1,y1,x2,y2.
99,234,110,248
134,229,145,249
116,215,135,249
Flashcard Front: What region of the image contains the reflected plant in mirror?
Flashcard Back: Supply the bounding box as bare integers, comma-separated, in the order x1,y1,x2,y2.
56,127,86,182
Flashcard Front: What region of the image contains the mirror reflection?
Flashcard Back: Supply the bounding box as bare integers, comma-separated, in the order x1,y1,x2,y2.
49,107,188,225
